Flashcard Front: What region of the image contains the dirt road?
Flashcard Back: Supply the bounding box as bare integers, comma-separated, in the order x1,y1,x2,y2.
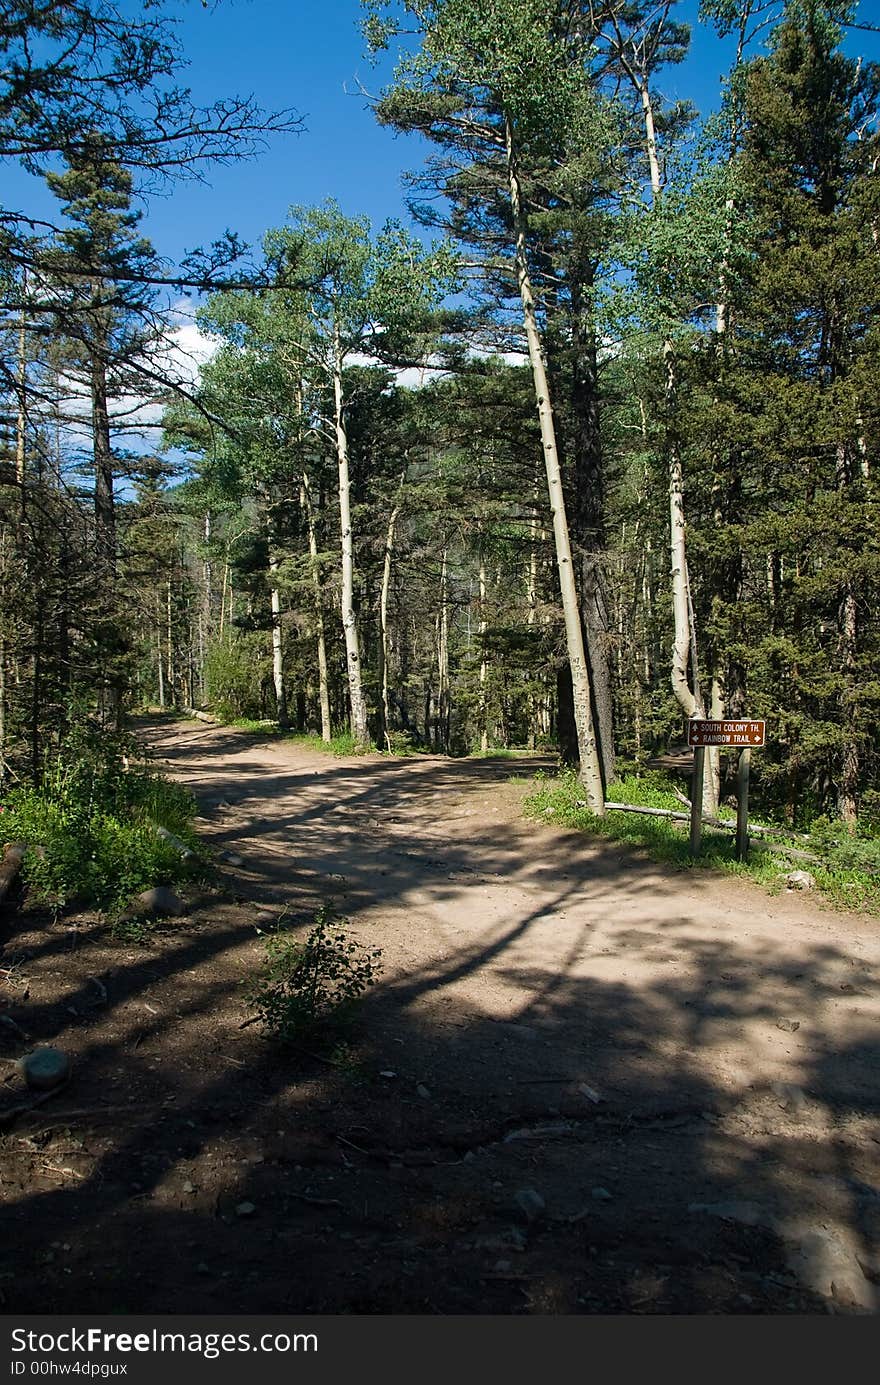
2,718,878,1313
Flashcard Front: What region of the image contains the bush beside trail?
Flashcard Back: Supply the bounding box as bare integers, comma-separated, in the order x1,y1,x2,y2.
2,719,200,915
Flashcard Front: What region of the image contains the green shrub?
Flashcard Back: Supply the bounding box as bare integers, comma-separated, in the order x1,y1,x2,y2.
1,717,199,912
246,907,383,1043
203,634,267,720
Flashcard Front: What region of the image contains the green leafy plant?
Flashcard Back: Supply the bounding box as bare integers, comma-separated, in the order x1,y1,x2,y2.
1,715,200,913
246,906,383,1042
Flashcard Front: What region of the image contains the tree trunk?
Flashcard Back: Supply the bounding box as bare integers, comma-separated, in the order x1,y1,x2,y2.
333,329,369,750
526,501,540,750
635,72,716,809
268,548,289,729
156,598,165,710
478,543,488,754
836,444,859,827
378,489,402,752
91,349,115,572
436,548,450,753
301,470,332,743
15,269,27,494
504,113,604,812
569,255,615,786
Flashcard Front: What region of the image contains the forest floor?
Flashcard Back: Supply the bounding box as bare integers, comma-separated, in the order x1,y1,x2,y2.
1,716,879,1315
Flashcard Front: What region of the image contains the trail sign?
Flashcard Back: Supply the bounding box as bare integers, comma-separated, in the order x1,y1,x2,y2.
687,719,767,862
687,719,765,748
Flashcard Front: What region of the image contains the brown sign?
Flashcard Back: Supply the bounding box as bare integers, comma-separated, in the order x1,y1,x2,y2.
688,719,766,748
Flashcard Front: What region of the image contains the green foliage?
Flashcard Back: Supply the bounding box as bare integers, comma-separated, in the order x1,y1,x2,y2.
203,635,268,722
246,906,383,1042
1,718,199,912
524,771,880,912
283,731,373,757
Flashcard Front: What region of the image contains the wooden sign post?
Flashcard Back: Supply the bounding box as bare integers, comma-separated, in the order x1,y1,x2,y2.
687,720,766,859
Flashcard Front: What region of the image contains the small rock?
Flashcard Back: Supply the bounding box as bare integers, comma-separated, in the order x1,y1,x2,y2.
183,1180,195,1194
224,853,245,867
135,886,184,917
771,1081,808,1111
514,1188,545,1222
591,1186,613,1201
235,1201,256,1217
474,1228,527,1254
688,1201,766,1227
16,1046,70,1091
379,1070,397,1079
776,1017,801,1034
416,1084,431,1100
578,1083,602,1104
784,870,816,891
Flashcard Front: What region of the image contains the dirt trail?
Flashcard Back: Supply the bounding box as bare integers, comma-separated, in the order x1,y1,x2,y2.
1,718,878,1314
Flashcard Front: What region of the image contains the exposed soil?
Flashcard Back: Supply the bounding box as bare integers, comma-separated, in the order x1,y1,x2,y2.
1,717,878,1314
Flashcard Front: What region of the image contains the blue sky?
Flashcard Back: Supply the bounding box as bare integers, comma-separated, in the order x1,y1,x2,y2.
8,1,879,275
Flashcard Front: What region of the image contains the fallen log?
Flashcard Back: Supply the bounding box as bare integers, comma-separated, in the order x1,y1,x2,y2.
604,803,827,867
182,706,216,724
0,842,26,905
605,803,716,825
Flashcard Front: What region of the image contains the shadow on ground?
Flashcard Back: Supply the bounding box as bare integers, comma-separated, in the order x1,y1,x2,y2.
0,720,877,1314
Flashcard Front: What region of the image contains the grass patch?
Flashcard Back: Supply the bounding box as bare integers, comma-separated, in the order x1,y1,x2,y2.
227,717,282,735
524,769,880,912
282,731,375,757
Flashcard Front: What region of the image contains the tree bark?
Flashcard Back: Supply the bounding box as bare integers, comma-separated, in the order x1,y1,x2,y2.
378,487,402,752
268,546,289,730
569,254,615,786
478,542,488,754
301,471,332,743
504,113,604,812
332,332,369,749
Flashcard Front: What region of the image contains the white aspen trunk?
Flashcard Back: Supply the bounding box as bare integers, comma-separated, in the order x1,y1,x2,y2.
838,583,859,828
15,270,27,489
166,580,174,705
836,442,859,827
504,113,604,812
301,471,332,743
639,76,717,807
333,329,369,750
526,501,539,750
438,547,449,752
0,535,6,779
379,497,400,752
197,610,204,700
478,543,488,754
156,594,165,710
220,560,229,638
268,548,288,728
203,510,212,656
